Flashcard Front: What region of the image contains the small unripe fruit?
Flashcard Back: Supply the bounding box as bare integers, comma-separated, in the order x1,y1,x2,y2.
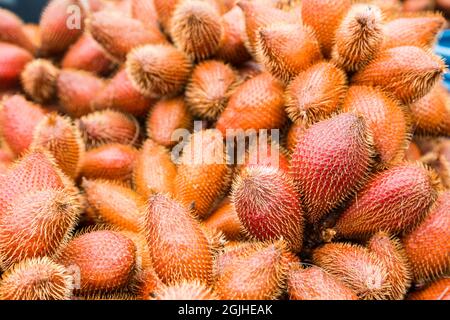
0,43,33,90
0,8,35,53
408,278,450,300
21,59,59,103
156,281,217,300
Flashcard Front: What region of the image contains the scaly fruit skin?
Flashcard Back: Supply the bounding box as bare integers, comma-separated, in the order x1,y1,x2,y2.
57,70,105,118
175,129,231,219
232,166,305,252
77,110,139,149
133,139,177,198
80,143,138,182
0,43,33,89
203,197,242,241
214,240,291,300
403,191,450,284
368,232,412,300
126,44,193,97
352,46,445,104
290,113,373,224
142,194,214,285
383,14,445,49
31,113,85,179
0,257,73,300
408,278,450,300
62,33,113,75
0,8,35,53
155,281,217,300
256,23,323,83
287,266,358,300
332,4,384,72
185,60,239,121
334,163,440,240
301,0,352,58
342,85,409,168
285,62,347,124
410,83,450,137
312,243,390,300
82,179,145,233
39,0,84,56
146,97,192,148
57,230,137,294
216,73,287,136
21,59,59,103
0,95,46,156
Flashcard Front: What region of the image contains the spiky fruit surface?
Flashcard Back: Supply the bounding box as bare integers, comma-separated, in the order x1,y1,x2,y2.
383,14,445,49
93,69,155,117
77,110,139,149
232,166,304,252
170,1,223,61
57,230,137,293
0,95,46,155
287,266,358,300
57,70,105,118
408,278,450,300
290,113,373,224
352,46,445,104
214,240,290,300
62,33,113,75
403,191,450,284
342,86,409,168
0,257,73,300
410,83,450,137
286,122,307,154
368,232,412,300
312,243,390,300
0,188,81,270
334,163,440,240
146,97,192,147
143,194,214,284
39,0,83,55
21,59,59,104
153,0,182,33
301,0,352,58
0,8,35,53
257,23,323,83
0,43,33,89
126,44,193,96
285,62,347,124
156,281,217,300
175,129,231,218
332,4,384,72
216,73,287,135
133,139,177,198
203,197,242,241
186,60,239,121
82,179,145,233
88,11,166,62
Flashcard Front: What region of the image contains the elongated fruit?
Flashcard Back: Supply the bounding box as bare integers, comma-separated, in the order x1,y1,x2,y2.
203,197,242,241
21,59,59,103
0,8,36,53
0,42,33,89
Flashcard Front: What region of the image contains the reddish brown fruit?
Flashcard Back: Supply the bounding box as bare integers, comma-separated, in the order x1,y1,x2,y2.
301,0,352,58
153,0,182,33
342,85,409,168
57,70,105,118
143,194,214,284
203,197,242,241
334,163,440,240
232,166,305,252
0,95,46,155
0,257,73,300
0,43,33,89
256,23,323,83
146,97,193,147
403,191,450,283
186,60,239,121
77,110,139,149
57,230,137,293
156,281,217,300
62,33,113,75
80,143,138,182
405,141,422,162
0,150,13,174
332,4,384,72
285,62,347,124
352,46,445,104
287,266,358,300
216,73,287,136
126,44,193,96
286,122,308,154
312,243,390,300
290,113,373,224
133,139,177,198
0,8,36,53
175,129,231,219
130,0,160,32
408,278,450,300
21,59,59,103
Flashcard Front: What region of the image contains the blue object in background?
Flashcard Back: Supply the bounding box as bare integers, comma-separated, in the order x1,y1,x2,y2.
435,30,450,91
0,0,48,23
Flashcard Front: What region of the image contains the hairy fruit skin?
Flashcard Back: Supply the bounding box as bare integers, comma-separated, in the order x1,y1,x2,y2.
155,281,217,300
21,59,59,103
